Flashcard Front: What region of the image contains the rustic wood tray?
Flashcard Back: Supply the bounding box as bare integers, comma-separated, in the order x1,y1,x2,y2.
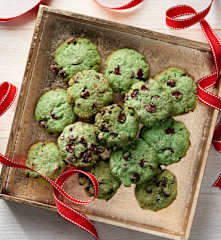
0,5,220,240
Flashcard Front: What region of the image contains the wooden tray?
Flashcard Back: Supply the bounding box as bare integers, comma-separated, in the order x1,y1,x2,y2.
0,5,219,240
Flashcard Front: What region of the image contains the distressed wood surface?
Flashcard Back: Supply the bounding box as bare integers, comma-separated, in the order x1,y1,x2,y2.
1,1,221,240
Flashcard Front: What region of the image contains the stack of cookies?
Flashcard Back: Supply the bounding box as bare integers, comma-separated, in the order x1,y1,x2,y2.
26,37,197,211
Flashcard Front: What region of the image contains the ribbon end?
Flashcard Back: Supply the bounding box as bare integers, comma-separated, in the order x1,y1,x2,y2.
212,174,221,189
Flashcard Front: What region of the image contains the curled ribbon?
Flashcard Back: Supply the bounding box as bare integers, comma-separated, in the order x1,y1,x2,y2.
94,0,144,10
0,82,99,239
166,0,221,189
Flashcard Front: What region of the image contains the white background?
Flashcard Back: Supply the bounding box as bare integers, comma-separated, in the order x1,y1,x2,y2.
1,0,221,239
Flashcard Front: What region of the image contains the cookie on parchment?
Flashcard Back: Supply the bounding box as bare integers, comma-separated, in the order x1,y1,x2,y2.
25,142,65,181
141,118,190,166
57,122,104,169
35,89,76,133
105,48,149,94
124,79,173,127
95,104,139,149
110,139,159,187
67,70,113,120
79,160,121,201
135,169,177,211
154,67,197,115
54,38,101,82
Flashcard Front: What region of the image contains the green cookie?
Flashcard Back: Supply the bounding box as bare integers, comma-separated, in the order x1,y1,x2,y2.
154,67,197,115
135,169,177,211
124,79,173,127
55,38,101,82
110,139,159,187
105,48,149,94
141,118,190,166
67,70,113,120
25,142,65,182
79,160,121,201
57,122,104,169
35,89,76,133
95,104,139,149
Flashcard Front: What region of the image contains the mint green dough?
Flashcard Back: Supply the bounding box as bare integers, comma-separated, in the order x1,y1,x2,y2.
105,48,149,94
26,142,65,181
154,67,197,115
57,122,103,169
78,160,121,201
67,70,113,120
95,104,139,149
55,38,101,82
110,139,159,187
135,169,177,211
141,118,190,166
125,79,173,127
35,89,76,133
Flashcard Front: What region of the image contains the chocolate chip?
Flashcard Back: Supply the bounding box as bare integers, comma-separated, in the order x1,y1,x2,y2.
141,85,149,91
160,177,167,187
49,64,59,74
137,69,143,79
69,135,76,140
80,89,90,99
80,137,86,145
118,112,126,123
40,121,48,129
139,160,145,168
101,124,108,132
165,128,175,134
167,79,176,87
92,102,97,110
145,103,156,113
172,91,182,100
82,151,92,163
124,94,128,102
149,165,153,169
101,110,105,115
66,37,77,45
123,164,128,167
110,132,118,137
123,152,131,160
130,72,135,78
51,113,57,119
131,173,140,183
66,144,74,153
131,89,139,98
69,127,73,131
152,95,160,99
58,70,66,78
114,65,120,75
72,61,81,65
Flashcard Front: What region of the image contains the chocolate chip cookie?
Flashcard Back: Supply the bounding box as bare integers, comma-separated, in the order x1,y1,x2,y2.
25,142,65,182
154,67,197,115
110,139,159,187
105,48,149,94
79,160,121,201
54,37,101,82
124,79,173,127
141,118,190,166
135,169,177,211
67,70,113,120
35,89,76,133
57,122,103,168
95,104,139,149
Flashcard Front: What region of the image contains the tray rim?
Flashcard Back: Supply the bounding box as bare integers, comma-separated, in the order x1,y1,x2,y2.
0,5,219,240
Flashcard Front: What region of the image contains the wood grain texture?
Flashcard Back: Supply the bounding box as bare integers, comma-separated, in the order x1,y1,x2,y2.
0,1,221,240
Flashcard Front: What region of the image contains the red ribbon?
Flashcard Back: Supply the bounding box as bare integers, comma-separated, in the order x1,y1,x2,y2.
166,0,221,189
0,82,99,239
94,0,143,10
0,0,43,22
